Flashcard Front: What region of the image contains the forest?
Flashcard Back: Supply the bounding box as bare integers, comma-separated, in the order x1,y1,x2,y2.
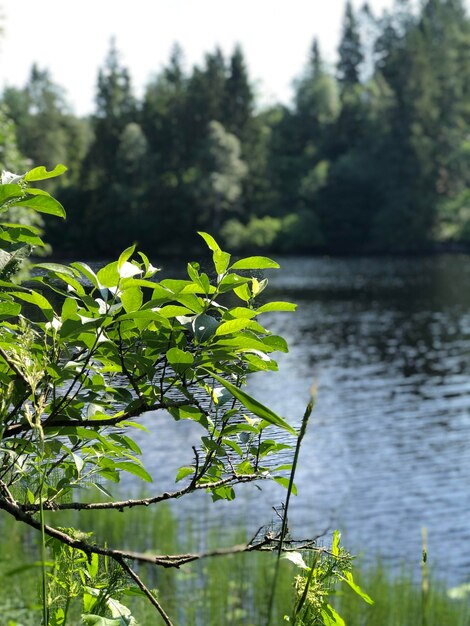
2,0,470,257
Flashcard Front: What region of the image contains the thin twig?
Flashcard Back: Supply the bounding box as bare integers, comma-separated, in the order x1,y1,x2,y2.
118,558,175,626
0,493,316,569
2,399,190,439
21,473,266,512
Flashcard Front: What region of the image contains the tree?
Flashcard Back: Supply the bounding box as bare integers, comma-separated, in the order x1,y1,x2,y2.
80,40,138,254
84,39,136,186
186,48,227,147
2,66,90,188
370,0,470,249
195,120,247,231
223,45,254,140
337,1,364,88
0,165,370,625
295,39,339,142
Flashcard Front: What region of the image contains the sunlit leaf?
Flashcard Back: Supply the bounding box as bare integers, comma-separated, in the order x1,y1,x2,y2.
11,290,54,321
15,194,66,218
198,231,221,252
342,572,374,604
114,462,152,483
215,319,250,336
206,371,296,435
231,256,279,270
213,250,231,275
176,466,194,482
24,164,67,182
321,604,346,626
283,551,308,569
166,347,194,373
274,476,297,494
256,301,297,313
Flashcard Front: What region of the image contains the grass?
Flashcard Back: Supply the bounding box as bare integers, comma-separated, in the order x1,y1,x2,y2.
0,504,468,625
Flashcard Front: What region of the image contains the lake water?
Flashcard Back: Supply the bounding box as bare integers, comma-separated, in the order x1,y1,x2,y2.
93,255,470,583
246,255,470,584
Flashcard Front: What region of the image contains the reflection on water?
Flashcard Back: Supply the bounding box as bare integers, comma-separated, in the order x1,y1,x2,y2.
127,255,470,584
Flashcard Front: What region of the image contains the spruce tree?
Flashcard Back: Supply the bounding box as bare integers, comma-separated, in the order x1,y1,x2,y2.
337,1,364,88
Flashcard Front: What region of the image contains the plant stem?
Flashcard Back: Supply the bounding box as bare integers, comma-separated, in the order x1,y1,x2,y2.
266,392,315,626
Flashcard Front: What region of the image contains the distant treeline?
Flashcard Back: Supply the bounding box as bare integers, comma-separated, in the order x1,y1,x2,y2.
2,0,470,256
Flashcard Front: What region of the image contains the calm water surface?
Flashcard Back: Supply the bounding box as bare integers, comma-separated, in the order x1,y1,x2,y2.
132,255,470,584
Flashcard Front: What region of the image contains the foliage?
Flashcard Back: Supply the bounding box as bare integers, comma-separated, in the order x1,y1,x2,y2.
0,503,468,626
4,1,470,255
0,166,369,625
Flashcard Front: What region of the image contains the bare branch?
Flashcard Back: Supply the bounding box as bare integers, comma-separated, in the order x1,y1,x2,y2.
118,558,175,626
21,473,267,512
0,492,316,570
1,399,190,439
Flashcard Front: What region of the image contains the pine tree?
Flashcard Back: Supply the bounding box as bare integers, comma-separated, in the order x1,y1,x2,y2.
223,45,254,139
337,1,364,88
85,38,137,186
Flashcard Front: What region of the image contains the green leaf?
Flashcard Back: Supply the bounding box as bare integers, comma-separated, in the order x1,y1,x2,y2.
261,335,289,353
175,466,194,482
233,283,252,302
257,301,297,313
121,286,143,313
0,301,21,320
342,572,374,604
216,335,277,353
218,273,251,294
118,245,136,270
166,347,194,373
198,231,221,252
206,371,296,435
34,262,76,278
15,194,66,218
192,314,220,342
159,305,193,318
321,604,346,626
97,262,120,288
11,290,54,321
114,462,152,483
231,256,280,270
274,476,297,494
332,530,341,556
24,164,67,181
224,307,257,320
70,262,99,288
81,616,129,626
213,250,231,275
215,319,250,336
0,224,44,246
0,184,24,207
61,297,78,321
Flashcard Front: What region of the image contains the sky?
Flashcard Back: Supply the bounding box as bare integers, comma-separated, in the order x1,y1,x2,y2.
1,0,398,116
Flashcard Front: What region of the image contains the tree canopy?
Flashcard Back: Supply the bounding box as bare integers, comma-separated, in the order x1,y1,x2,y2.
2,0,470,255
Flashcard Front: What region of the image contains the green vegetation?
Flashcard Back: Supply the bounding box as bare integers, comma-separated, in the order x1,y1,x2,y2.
0,167,372,624
2,0,470,255
0,506,468,626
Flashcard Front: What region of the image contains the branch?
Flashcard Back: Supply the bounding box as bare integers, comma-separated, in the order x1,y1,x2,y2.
22,473,267,512
0,490,317,569
118,559,175,626
1,399,190,439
